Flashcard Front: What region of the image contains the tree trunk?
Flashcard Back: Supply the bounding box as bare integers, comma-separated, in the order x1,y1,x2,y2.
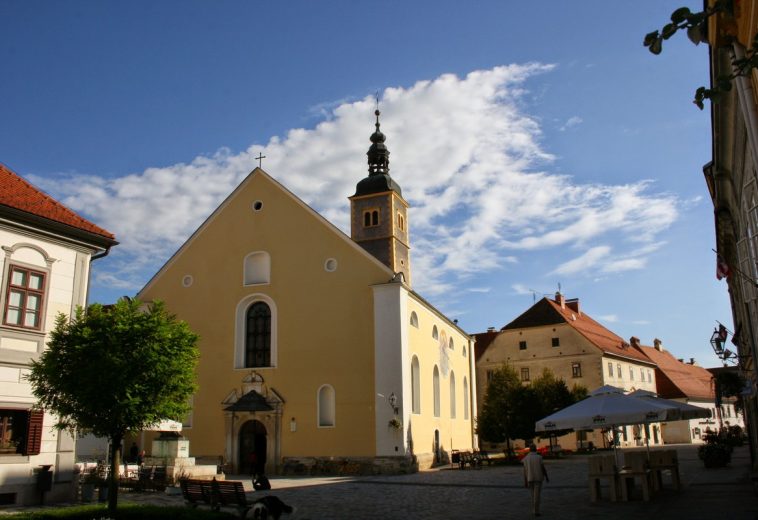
108,434,122,514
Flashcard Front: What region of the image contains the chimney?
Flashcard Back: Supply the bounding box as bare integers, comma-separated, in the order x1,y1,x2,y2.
555,291,566,309
689,358,698,366
677,358,684,363
629,336,640,348
486,327,496,333
653,338,663,352
565,298,580,315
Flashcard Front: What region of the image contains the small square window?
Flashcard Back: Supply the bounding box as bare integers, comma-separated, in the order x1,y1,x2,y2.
572,362,582,378
519,341,527,351
551,337,560,347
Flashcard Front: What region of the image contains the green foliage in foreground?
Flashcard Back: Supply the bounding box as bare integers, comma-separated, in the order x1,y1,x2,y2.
1,504,236,520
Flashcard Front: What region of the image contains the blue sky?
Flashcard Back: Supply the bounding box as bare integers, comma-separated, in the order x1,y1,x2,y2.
0,1,730,366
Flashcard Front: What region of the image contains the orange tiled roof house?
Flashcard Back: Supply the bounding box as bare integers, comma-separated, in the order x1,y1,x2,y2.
637,343,744,444
474,292,659,451
0,163,116,505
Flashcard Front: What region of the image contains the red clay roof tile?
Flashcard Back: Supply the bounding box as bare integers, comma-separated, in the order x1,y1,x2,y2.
0,163,115,240
636,344,714,400
499,297,652,364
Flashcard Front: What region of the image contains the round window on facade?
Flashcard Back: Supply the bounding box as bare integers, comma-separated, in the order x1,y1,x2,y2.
182,275,194,288
324,258,338,272
253,200,264,211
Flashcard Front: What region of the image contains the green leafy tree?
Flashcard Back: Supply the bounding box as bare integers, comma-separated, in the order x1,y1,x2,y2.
478,366,588,450
28,298,199,514
476,365,521,453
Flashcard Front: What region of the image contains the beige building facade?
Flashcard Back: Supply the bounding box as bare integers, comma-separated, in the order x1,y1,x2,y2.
475,293,659,450
139,116,476,474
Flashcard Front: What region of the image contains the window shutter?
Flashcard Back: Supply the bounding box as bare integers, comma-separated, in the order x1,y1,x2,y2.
25,410,44,456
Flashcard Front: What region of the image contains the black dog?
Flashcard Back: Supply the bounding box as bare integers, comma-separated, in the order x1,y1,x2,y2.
250,495,295,520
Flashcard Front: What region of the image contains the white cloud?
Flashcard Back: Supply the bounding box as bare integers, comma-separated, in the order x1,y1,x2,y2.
597,314,619,323
33,64,680,298
559,116,583,131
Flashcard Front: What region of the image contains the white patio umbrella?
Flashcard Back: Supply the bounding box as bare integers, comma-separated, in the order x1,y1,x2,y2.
628,389,712,421
535,385,675,432
535,385,677,464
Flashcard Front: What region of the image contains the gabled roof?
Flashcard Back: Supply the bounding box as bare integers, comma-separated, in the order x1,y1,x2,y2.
637,344,714,401
0,163,116,246
499,296,651,364
473,330,498,362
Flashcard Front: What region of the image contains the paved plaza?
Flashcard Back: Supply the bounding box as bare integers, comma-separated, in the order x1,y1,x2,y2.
3,444,756,519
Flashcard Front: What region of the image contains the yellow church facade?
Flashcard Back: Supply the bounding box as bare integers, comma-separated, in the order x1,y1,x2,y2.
139,113,476,474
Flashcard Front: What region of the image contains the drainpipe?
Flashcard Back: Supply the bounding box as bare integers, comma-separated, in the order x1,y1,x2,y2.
84,245,112,306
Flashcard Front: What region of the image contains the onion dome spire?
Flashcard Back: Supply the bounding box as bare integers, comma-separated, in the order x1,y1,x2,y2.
367,109,390,175
354,109,402,197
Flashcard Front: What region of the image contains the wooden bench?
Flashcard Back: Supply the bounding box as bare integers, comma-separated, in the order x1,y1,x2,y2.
474,450,492,466
181,478,252,518
180,478,212,508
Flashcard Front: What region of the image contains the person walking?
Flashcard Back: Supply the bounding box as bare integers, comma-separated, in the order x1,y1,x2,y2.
522,444,549,516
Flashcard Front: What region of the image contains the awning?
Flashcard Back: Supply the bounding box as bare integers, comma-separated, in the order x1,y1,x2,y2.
223,390,273,412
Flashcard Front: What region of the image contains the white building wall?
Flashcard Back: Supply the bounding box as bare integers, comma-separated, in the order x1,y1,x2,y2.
0,225,94,505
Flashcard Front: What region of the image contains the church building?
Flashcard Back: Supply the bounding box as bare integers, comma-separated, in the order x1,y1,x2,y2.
138,111,477,473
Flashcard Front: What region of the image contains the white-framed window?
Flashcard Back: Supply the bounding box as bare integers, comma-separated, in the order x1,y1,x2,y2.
243,251,271,285
617,364,622,378
234,294,277,369
411,356,421,414
608,362,613,378
629,367,634,381
3,264,47,330
433,365,440,418
317,385,336,427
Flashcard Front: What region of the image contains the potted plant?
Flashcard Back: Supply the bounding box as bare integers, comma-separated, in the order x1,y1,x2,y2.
80,468,101,502
698,431,733,468
388,418,402,430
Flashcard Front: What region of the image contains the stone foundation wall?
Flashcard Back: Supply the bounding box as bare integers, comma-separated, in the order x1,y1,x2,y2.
280,456,417,476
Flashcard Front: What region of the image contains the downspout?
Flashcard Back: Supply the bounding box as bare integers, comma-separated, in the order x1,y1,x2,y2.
85,245,112,306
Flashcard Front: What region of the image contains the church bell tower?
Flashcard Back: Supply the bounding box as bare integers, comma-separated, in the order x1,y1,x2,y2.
349,110,411,286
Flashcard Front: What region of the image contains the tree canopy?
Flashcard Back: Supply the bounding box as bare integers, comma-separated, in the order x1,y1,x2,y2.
28,298,199,513
477,365,587,450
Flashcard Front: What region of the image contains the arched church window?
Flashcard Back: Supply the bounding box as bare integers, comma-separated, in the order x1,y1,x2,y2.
371,210,379,226
364,211,371,227
432,325,438,340
433,365,440,418
245,302,271,367
411,356,421,414
449,371,456,419
463,377,470,419
410,311,419,328
317,385,336,427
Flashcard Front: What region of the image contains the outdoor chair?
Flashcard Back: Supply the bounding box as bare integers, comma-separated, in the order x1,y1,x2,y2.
588,454,618,502
649,449,680,491
618,451,652,501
